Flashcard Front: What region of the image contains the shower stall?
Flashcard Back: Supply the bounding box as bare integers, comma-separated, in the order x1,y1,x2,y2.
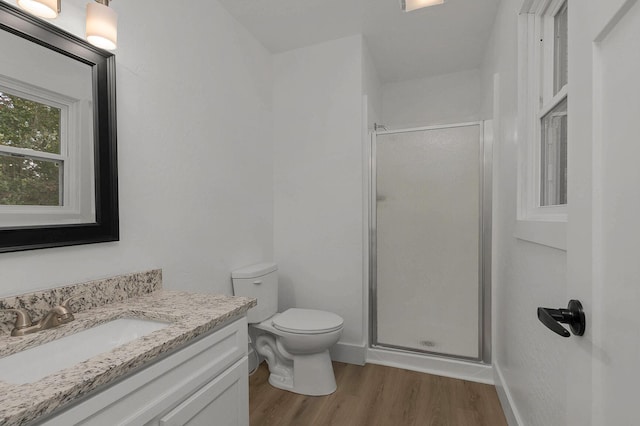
369,122,491,362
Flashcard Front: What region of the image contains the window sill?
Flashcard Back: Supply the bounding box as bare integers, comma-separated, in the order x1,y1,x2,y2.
514,219,566,250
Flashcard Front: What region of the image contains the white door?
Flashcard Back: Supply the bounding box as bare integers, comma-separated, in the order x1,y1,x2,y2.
567,0,640,424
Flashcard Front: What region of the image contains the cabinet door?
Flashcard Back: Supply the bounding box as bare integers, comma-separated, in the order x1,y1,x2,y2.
157,357,249,426
37,318,247,426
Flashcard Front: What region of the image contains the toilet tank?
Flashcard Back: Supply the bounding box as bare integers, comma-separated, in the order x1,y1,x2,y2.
231,262,278,323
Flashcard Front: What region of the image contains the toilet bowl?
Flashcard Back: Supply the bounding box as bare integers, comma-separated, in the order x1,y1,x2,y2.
231,263,344,396
253,309,343,395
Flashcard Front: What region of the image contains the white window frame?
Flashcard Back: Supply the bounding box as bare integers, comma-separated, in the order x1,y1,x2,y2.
0,76,95,227
516,0,568,250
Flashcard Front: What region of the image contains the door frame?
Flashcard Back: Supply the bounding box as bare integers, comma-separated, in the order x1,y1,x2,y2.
368,121,493,363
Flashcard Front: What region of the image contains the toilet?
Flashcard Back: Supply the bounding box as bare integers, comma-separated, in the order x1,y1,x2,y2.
231,262,343,396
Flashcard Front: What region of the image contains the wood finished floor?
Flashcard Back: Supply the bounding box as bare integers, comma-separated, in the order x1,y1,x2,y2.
249,362,507,426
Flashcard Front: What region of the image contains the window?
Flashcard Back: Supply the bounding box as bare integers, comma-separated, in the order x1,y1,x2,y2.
516,0,568,249
0,76,95,228
553,2,568,95
0,90,65,207
540,97,567,206
519,0,568,219
539,0,568,208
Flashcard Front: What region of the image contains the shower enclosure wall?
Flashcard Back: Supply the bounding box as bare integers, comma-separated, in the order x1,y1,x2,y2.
369,122,491,362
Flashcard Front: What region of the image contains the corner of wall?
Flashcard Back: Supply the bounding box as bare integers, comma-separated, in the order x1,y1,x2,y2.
361,37,383,128
493,363,524,425
330,342,367,366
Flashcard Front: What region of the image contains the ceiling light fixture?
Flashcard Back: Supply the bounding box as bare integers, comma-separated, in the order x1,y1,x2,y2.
400,0,446,12
16,0,118,50
16,0,60,19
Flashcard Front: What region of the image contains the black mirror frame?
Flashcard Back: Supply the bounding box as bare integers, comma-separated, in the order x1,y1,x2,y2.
0,2,118,253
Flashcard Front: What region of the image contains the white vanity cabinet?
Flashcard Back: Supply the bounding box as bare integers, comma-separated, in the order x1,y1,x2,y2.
38,317,249,426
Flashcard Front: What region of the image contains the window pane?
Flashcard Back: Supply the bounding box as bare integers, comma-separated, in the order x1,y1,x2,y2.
540,98,567,206
554,2,568,94
0,91,61,154
0,154,62,206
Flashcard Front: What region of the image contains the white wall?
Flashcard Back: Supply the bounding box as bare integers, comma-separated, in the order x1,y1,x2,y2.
273,35,365,353
481,0,570,424
382,69,482,129
362,40,382,130
0,0,273,297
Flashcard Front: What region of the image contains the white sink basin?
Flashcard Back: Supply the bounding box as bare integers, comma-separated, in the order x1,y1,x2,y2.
0,318,170,385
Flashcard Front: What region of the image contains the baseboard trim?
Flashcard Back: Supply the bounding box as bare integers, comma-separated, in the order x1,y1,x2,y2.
366,347,494,384
493,363,523,426
330,342,367,365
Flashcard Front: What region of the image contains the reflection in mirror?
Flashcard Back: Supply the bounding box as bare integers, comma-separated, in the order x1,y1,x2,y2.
0,24,95,227
0,92,63,206
0,2,118,253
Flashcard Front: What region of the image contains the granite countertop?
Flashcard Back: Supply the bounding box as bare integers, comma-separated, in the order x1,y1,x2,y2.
0,289,256,426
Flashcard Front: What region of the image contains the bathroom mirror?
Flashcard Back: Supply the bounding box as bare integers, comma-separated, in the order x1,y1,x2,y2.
0,2,118,252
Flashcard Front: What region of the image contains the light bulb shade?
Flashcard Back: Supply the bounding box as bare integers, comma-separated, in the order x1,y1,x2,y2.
17,0,59,19
86,2,118,50
401,0,446,12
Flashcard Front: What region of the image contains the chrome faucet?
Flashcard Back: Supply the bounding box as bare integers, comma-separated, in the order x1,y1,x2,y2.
3,298,75,337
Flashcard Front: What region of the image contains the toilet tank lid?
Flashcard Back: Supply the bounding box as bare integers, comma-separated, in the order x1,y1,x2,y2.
231,262,277,279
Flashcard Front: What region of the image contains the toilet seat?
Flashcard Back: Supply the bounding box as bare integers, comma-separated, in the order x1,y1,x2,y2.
272,308,343,335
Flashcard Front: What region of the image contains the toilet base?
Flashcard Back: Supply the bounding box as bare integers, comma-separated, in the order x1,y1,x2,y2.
252,317,342,397
266,349,337,396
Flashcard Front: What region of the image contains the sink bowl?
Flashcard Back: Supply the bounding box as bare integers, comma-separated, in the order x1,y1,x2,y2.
0,318,170,385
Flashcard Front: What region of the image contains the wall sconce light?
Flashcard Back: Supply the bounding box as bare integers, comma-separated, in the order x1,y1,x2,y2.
86,0,117,50
16,0,118,51
400,0,446,12
16,0,60,19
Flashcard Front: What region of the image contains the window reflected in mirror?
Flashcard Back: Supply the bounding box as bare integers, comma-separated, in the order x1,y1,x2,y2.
0,90,63,206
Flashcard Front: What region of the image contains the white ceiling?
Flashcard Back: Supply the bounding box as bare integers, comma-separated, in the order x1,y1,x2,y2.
217,0,501,83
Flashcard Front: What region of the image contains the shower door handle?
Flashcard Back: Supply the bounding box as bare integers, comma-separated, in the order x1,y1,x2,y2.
537,300,586,337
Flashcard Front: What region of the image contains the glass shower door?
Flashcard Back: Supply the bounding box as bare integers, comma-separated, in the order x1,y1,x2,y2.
373,123,483,359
